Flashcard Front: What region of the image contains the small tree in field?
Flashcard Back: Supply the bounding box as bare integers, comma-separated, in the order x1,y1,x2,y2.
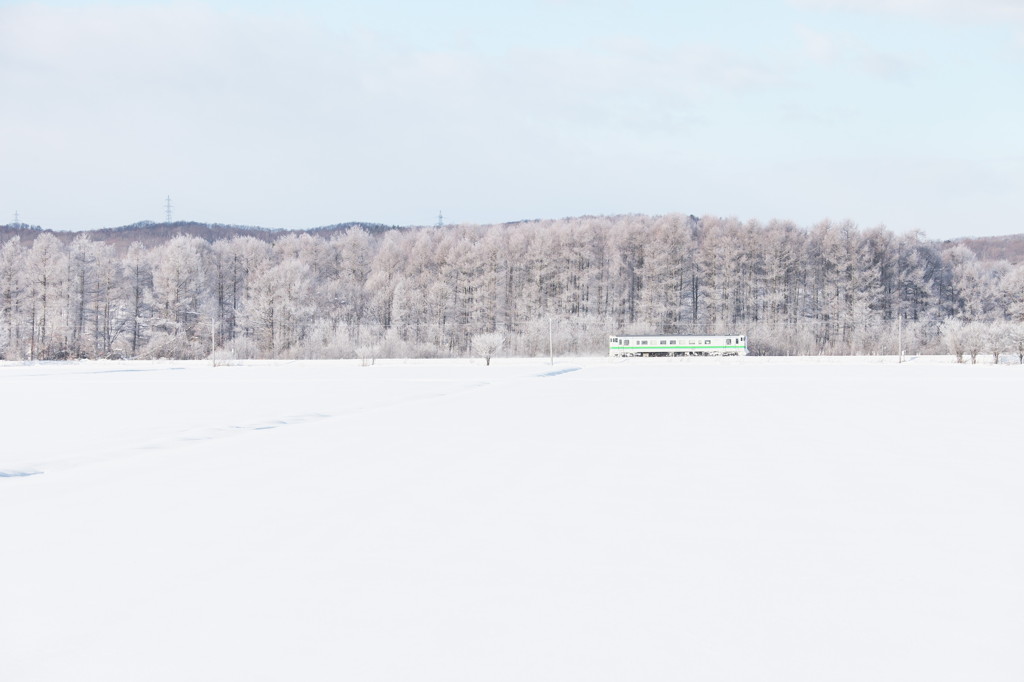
962,321,987,364
355,344,379,367
1009,322,1024,364
471,332,504,366
941,318,966,363
985,321,1010,365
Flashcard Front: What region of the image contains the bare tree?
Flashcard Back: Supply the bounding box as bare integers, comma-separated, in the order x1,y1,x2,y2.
0,238,25,359
5,214,1024,360
25,233,67,359
962,321,988,364
1009,322,1024,364
985,320,1011,365
941,318,966,363
471,332,504,366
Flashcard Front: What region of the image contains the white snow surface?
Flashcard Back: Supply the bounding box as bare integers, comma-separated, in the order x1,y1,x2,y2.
1,357,1022,681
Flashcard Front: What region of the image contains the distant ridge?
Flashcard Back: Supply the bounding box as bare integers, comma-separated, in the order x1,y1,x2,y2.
3,217,1023,264
947,233,1024,265
0,220,400,249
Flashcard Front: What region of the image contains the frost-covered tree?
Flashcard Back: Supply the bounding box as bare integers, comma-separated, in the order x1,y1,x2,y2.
941,318,966,363
999,264,1024,321
1009,322,1024,364
697,217,746,329
470,332,504,366
25,233,68,359
146,236,207,358
961,321,988,364
3,214,1023,360
86,240,124,358
638,214,697,330
244,258,313,357
943,246,989,321
0,238,26,359
896,231,937,322
984,320,1011,365
65,235,101,357
123,242,152,357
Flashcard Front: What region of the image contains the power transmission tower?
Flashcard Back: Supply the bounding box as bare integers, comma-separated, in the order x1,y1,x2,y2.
13,211,19,226
437,210,444,227
165,195,173,223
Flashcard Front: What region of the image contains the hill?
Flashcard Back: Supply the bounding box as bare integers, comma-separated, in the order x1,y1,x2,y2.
948,233,1024,264
4,217,1024,266
0,220,399,249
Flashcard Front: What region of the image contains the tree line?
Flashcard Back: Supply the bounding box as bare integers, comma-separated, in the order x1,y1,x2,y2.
1,214,1023,361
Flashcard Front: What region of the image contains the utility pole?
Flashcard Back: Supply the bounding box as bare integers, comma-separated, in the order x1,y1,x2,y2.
549,318,554,366
165,196,173,223
898,313,903,363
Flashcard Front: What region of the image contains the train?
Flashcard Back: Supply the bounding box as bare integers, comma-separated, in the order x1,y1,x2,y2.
609,334,748,357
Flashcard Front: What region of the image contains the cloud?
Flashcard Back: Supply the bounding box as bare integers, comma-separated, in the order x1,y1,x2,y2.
795,24,842,62
1,1,1015,236
861,50,922,81
0,3,787,228
0,3,782,156
789,0,1024,23
793,23,924,84
789,0,1024,65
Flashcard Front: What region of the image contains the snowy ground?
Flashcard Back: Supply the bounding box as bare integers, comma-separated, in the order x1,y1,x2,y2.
1,357,1022,681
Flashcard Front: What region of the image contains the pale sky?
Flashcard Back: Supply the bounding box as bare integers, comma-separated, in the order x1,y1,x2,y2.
1,0,1022,239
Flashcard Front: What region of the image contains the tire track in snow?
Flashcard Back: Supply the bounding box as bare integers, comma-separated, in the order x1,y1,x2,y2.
6,365,587,477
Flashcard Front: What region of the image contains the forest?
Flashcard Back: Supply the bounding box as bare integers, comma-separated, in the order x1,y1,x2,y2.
1,214,1023,362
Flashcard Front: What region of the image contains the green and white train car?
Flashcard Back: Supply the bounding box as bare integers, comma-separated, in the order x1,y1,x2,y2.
609,334,748,357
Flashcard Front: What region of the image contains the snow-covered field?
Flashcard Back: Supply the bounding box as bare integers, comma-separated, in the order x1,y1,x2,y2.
2,357,1022,681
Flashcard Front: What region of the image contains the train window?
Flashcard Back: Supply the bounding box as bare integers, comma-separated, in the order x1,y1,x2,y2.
670,340,676,344
624,340,630,346
641,340,648,345
726,338,732,345
660,340,667,345
705,340,711,344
